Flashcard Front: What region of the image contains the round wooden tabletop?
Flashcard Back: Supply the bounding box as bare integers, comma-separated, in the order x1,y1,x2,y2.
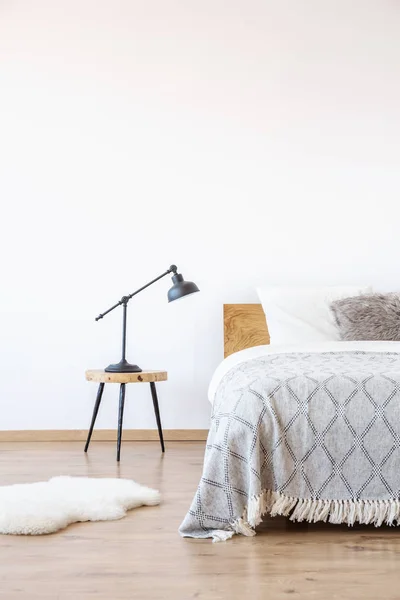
85,370,168,384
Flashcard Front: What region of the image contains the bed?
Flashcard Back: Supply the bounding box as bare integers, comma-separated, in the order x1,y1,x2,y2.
180,302,400,541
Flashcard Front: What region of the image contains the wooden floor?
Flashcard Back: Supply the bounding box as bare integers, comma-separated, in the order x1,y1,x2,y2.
1,443,400,600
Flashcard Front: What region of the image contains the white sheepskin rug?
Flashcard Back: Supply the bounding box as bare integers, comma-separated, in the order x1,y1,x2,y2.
0,476,160,535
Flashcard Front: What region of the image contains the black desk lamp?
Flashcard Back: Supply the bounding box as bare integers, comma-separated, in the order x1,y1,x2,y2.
95,265,199,373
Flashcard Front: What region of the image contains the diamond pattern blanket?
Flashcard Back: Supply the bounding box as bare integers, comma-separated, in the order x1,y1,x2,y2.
179,351,400,541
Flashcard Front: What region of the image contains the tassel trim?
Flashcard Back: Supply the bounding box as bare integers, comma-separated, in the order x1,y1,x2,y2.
216,491,400,543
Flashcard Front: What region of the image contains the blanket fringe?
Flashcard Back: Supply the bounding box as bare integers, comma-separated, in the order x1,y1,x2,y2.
224,490,400,542
211,530,235,542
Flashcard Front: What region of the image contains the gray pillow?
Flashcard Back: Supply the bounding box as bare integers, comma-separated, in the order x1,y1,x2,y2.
331,293,400,341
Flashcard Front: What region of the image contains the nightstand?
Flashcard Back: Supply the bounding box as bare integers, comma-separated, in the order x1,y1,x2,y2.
84,369,167,461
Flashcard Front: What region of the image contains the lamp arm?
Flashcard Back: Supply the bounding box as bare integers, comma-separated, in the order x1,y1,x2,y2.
95,265,177,321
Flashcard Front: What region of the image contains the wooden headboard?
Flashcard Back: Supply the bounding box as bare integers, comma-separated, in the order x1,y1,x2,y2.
223,304,270,358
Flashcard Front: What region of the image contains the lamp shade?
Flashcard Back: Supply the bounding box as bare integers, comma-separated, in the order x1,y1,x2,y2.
167,272,200,302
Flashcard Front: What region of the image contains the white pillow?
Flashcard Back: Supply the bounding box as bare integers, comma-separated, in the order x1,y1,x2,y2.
256,286,373,345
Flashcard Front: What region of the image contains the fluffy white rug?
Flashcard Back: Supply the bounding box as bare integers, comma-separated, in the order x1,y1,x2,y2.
0,476,160,535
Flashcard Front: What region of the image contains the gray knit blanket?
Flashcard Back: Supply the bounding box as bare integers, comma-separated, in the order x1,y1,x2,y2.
179,351,400,541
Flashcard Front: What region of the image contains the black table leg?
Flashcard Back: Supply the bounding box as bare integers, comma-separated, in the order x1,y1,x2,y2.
84,382,105,452
150,381,165,452
117,383,126,462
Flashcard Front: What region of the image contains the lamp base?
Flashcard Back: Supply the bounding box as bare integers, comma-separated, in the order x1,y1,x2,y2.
104,359,142,373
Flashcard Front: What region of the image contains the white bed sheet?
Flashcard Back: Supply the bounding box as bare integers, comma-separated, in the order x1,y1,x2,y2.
208,341,400,405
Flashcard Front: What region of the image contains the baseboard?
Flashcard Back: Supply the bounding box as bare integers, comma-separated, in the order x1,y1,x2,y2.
0,429,209,442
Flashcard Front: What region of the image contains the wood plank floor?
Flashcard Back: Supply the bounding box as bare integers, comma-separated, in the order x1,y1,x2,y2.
1,442,400,599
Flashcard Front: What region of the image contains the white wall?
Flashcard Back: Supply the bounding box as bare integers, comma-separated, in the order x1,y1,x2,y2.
1,0,400,430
